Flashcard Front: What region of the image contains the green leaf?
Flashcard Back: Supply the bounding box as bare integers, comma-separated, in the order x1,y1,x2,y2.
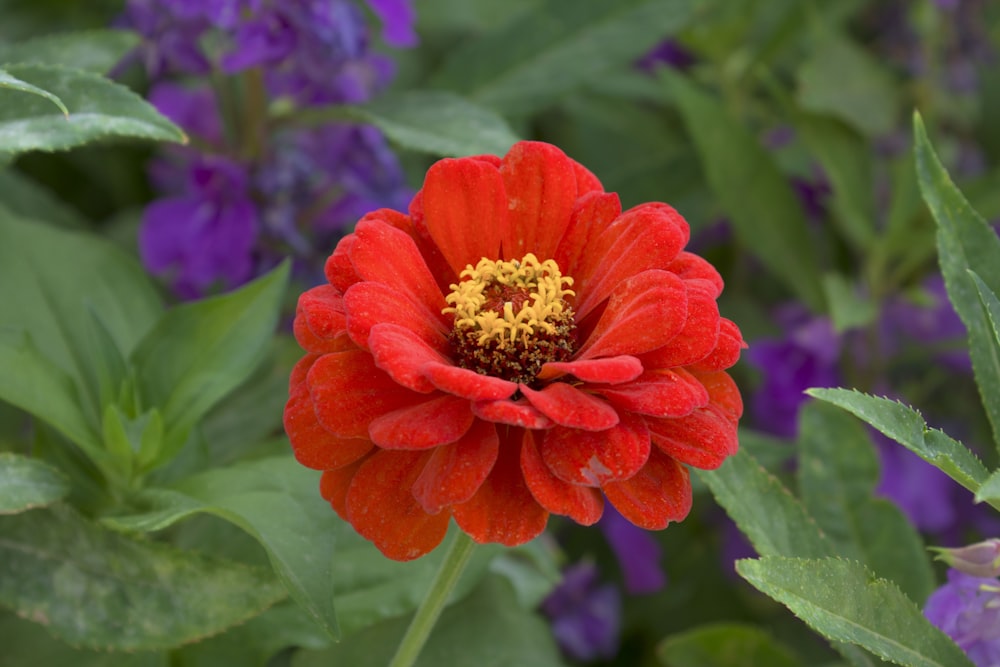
104,455,340,640
0,170,88,228
969,270,1000,369
0,504,284,651
656,622,800,667
797,402,934,603
0,29,140,73
823,273,877,333
974,468,1000,504
696,448,836,559
0,67,68,115
736,557,974,667
914,112,1000,451
664,70,825,310
796,28,898,137
0,453,69,514
430,0,701,115
130,262,289,464
292,575,567,667
0,64,185,156
339,90,520,157
806,388,990,498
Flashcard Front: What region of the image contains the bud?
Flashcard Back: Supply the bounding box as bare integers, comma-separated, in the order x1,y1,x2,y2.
931,539,1000,578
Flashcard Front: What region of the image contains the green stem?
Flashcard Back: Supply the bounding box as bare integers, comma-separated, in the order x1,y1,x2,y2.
388,531,477,667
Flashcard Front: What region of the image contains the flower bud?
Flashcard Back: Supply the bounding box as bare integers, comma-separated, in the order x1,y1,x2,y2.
931,539,1000,578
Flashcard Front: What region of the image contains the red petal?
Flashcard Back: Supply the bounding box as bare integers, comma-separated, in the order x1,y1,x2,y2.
452,434,549,547
572,161,604,197
357,207,414,235
423,362,518,401
285,381,373,470
289,353,319,391
577,269,688,360
320,456,367,520
520,383,619,431
537,356,643,384
648,405,739,470
472,398,554,429
691,368,744,420
421,156,506,275
345,450,450,561
325,234,360,293
520,430,603,525
412,419,499,513
540,412,651,486
603,447,692,530
294,285,354,354
307,349,418,439
368,323,448,393
640,279,720,369
575,203,690,319
369,394,474,449
344,281,450,352
554,191,621,282
691,317,746,371
500,141,578,260
351,220,446,319
595,368,709,418
667,251,723,298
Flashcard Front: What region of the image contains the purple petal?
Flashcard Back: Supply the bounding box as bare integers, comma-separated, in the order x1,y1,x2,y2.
599,503,666,594
365,0,418,47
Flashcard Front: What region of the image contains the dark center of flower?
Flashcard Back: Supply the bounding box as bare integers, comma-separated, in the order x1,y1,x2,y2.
442,253,577,385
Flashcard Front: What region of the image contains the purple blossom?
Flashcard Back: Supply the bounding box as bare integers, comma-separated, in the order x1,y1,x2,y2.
881,274,969,372
925,569,1000,666
540,562,622,662
599,504,666,595
873,431,960,533
118,0,214,76
365,0,418,47
745,305,840,438
636,39,696,72
139,155,258,299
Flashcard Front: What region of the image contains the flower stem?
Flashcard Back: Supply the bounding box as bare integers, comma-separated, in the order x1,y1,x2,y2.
388,531,477,667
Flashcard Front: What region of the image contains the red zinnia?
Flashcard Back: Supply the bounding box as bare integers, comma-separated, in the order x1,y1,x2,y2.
284,141,745,561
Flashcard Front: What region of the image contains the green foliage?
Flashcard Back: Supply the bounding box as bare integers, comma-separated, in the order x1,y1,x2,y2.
0,29,140,73
736,558,975,667
0,67,69,115
657,623,801,667
0,452,69,514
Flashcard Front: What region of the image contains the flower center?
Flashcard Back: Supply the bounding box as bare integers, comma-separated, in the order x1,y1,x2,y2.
442,253,577,385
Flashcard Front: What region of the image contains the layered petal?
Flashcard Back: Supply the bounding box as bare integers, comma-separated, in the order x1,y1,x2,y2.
521,430,604,524
344,281,450,352
594,368,709,418
319,456,367,520
603,448,692,530
691,317,747,372
293,285,352,354
369,394,474,449
423,362,518,401
285,381,373,470
521,383,620,431
472,398,554,429
540,412,651,486
554,191,621,282
412,419,499,514
368,323,449,393
537,355,643,384
648,405,739,470
640,279,720,369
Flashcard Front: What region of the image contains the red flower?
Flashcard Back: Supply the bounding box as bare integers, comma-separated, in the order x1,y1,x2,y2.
284,141,745,561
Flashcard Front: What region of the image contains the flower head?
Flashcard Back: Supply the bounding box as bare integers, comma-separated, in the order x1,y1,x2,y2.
925,569,1000,666
284,141,745,560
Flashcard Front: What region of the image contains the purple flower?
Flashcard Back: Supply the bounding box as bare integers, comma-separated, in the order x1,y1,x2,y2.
636,39,696,72
365,0,418,47
745,305,840,438
881,274,969,372
147,82,223,148
925,569,1000,666
139,155,258,299
540,562,622,662
873,431,960,533
599,504,666,595
119,0,214,76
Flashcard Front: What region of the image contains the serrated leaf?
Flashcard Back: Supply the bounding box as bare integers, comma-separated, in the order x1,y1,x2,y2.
0,29,139,74
974,468,1000,504
0,64,185,155
806,388,990,499
696,448,835,559
430,0,701,115
0,453,69,514
914,113,1000,451
292,575,567,667
0,504,284,650
130,262,289,465
339,90,520,157
664,69,825,310
797,402,934,603
736,557,974,667
0,67,68,115
656,622,800,667
969,270,1000,369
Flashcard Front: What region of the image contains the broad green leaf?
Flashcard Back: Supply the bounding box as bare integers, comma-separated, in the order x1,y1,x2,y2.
969,271,1000,368
104,456,340,640
796,114,876,248
796,28,898,137
293,575,567,667
806,388,990,498
430,0,701,115
823,273,877,333
0,452,69,514
914,113,1000,450
696,448,835,559
664,70,825,310
0,64,185,155
656,622,800,667
974,468,1000,505
0,504,284,650
130,262,289,464
0,67,68,115
797,402,934,603
330,90,520,157
0,170,87,228
737,557,974,667
0,611,167,667
0,29,139,73
0,209,164,404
